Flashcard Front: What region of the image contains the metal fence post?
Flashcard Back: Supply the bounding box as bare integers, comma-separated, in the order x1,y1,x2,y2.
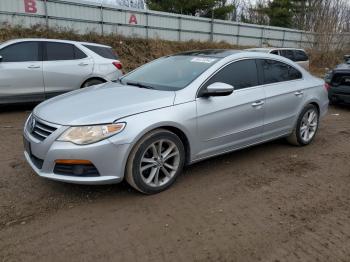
260,27,264,47
100,4,104,36
282,30,286,47
299,32,303,48
209,10,214,42
44,0,49,29
146,11,149,39
236,23,240,46
178,16,182,42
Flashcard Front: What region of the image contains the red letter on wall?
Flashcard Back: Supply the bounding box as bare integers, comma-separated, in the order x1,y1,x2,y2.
24,0,37,14
129,14,138,25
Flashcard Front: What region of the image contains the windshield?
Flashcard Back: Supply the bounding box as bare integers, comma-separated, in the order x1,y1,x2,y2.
121,55,218,91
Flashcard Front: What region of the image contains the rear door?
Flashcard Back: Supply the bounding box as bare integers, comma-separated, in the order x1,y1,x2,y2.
196,59,265,159
42,42,93,98
257,59,305,140
0,41,44,103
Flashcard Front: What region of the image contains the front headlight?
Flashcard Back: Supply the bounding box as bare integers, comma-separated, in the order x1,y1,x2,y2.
57,123,126,145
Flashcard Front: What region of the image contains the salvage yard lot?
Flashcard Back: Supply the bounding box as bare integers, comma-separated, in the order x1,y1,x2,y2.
0,104,350,261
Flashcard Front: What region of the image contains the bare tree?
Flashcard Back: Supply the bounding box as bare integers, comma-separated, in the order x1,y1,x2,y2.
298,0,350,51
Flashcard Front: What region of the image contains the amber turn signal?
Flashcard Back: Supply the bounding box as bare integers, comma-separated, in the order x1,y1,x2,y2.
55,159,93,165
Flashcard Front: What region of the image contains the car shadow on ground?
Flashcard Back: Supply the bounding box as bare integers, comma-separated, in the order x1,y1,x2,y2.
36,138,289,200
331,103,350,111
0,103,38,113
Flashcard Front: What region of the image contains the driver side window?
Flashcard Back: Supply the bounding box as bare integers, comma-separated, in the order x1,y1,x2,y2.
0,42,40,62
203,59,259,90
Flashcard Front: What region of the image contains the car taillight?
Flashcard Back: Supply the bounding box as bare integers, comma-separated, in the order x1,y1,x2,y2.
112,61,123,70
324,82,331,91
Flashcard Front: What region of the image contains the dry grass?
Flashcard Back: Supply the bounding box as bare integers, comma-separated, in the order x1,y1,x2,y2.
0,23,348,76
0,24,237,72
308,49,349,77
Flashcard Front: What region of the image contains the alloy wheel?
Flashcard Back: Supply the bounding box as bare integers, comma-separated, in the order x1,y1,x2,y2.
300,108,318,142
139,139,180,187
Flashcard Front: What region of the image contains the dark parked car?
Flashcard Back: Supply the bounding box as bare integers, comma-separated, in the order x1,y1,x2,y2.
325,55,350,105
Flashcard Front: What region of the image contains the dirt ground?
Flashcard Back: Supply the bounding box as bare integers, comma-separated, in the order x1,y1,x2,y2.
0,104,350,262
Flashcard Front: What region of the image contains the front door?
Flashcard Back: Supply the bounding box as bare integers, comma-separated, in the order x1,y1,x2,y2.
0,41,44,103
195,59,265,160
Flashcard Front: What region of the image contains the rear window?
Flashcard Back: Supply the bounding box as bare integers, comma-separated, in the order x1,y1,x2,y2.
280,50,295,61
83,45,117,59
294,50,308,62
331,73,350,86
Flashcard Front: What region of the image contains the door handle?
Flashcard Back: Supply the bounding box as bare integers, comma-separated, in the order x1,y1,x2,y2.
294,91,304,96
252,101,265,107
28,65,40,69
78,62,89,66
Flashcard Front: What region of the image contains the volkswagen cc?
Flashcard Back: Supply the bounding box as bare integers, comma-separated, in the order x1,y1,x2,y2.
23,50,328,194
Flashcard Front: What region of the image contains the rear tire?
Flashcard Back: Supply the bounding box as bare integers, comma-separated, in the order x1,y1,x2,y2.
82,79,105,88
287,104,319,146
125,129,185,194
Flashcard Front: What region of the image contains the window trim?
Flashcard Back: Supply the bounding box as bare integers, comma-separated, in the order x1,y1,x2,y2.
43,41,88,61
0,41,43,63
196,57,304,98
197,58,261,98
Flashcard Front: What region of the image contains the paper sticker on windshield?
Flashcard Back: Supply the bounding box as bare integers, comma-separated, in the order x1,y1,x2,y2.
191,57,217,64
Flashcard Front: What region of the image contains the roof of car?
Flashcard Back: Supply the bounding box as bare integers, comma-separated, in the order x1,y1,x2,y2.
174,49,242,58
3,38,111,48
246,47,306,52
334,62,350,71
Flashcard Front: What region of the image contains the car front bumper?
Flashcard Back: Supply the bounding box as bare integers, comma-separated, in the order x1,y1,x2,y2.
23,117,131,185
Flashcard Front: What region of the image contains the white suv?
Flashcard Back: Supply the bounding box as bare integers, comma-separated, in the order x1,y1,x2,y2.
246,48,309,70
0,38,123,104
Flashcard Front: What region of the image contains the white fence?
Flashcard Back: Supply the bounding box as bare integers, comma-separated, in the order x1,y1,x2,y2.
0,0,348,49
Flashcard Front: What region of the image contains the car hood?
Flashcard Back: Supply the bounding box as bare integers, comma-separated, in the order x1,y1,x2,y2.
34,83,176,125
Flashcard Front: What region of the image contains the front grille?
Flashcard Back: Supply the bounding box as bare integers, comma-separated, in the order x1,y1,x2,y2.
31,118,57,141
54,164,100,177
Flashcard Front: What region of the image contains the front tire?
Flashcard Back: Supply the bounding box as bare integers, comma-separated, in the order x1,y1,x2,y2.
126,129,185,194
287,104,319,146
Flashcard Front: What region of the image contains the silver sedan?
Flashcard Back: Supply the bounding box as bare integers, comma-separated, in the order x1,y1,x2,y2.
23,50,329,194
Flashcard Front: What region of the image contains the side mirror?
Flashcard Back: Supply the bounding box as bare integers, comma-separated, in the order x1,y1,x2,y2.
201,82,234,97
0,56,2,62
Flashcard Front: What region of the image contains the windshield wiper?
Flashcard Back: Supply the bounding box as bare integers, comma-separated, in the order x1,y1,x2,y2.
124,81,155,90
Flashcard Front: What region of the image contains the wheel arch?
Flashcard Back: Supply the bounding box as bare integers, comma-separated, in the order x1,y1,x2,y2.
157,126,191,165
309,101,320,114
290,99,321,134
80,76,107,88
127,124,192,165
